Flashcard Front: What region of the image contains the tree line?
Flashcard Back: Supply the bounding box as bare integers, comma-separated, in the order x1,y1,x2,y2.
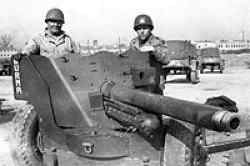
0,33,15,50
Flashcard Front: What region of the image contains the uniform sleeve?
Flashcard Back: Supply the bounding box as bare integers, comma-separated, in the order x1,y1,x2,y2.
129,38,139,50
153,39,169,65
22,38,40,55
68,37,80,54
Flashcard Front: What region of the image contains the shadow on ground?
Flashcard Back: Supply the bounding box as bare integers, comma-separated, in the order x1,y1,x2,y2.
166,78,191,84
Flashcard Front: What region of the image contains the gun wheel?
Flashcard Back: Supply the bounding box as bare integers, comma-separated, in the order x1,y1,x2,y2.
10,104,43,166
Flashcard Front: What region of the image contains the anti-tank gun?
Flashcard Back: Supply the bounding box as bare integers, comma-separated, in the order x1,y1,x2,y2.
9,49,250,166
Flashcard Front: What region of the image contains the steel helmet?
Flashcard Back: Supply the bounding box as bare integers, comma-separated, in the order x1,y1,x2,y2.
134,14,154,31
45,8,65,23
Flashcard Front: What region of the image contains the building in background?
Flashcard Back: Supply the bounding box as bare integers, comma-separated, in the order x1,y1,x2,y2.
79,40,129,56
0,48,18,75
79,39,250,56
215,40,250,53
193,40,250,54
192,40,217,49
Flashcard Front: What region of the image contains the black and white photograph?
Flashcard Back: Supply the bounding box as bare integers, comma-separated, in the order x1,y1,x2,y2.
0,0,250,166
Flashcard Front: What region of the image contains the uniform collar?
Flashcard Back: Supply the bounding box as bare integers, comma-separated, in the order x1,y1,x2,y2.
44,28,66,41
138,33,154,46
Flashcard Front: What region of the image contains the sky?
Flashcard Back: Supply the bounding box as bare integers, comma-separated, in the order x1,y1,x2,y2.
1,0,250,47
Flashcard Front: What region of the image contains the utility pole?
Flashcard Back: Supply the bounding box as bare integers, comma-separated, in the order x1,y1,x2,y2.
118,36,121,55
87,40,90,55
241,30,245,41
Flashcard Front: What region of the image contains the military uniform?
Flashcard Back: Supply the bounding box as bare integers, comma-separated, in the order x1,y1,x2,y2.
130,34,169,65
23,29,77,57
130,34,169,95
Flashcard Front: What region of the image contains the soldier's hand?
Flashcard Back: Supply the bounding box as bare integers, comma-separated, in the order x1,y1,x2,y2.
139,45,155,52
159,83,165,92
13,53,26,61
159,80,166,92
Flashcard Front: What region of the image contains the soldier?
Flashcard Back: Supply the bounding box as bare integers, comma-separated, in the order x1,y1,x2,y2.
20,8,77,58
130,14,169,95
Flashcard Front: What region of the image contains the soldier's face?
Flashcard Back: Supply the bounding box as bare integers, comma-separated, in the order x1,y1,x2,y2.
47,20,63,35
136,26,151,41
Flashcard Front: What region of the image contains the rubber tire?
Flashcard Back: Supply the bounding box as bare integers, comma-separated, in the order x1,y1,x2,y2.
10,104,43,166
8,67,11,75
219,65,223,74
186,69,191,81
200,67,204,74
202,64,206,73
190,71,199,84
211,66,214,72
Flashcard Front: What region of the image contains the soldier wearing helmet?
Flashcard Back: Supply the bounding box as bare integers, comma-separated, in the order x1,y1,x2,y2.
130,14,169,95
22,8,77,57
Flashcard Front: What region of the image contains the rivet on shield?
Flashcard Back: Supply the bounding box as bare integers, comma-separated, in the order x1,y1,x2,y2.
82,142,94,154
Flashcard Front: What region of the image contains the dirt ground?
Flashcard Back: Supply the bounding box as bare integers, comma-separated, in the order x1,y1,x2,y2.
0,76,14,166
165,66,250,120
1,54,250,165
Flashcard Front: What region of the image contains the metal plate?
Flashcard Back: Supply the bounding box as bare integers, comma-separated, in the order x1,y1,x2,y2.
66,134,129,158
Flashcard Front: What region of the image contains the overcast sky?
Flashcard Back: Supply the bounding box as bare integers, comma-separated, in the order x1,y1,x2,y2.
1,0,250,47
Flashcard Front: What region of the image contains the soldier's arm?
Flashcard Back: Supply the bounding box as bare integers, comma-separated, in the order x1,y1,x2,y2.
22,38,40,56
129,38,139,51
153,41,169,65
69,37,79,54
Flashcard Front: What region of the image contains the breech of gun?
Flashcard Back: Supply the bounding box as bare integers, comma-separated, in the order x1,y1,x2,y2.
103,97,161,136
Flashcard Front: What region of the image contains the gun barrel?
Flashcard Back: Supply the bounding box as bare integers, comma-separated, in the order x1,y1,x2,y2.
101,82,240,132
